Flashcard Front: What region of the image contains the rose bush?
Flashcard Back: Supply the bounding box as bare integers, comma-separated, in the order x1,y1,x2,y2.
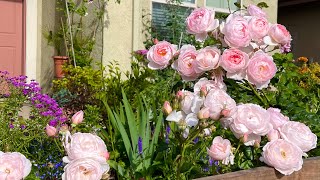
140,2,318,178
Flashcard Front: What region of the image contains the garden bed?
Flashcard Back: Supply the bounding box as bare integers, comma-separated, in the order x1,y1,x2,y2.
195,157,320,180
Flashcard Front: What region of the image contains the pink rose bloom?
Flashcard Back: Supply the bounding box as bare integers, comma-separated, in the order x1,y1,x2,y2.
248,16,269,41
0,151,32,180
64,133,109,163
172,45,200,81
193,77,218,96
180,90,203,114
220,48,249,80
72,110,84,125
247,5,267,18
279,121,317,152
230,103,272,137
204,89,236,120
264,24,291,45
147,41,177,70
246,51,277,89
267,129,280,142
260,139,303,175
222,15,251,48
186,7,219,42
267,108,289,129
194,47,220,73
207,136,231,161
62,158,109,180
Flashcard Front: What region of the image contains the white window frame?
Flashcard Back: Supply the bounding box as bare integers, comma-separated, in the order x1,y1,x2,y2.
204,0,243,14
151,0,197,9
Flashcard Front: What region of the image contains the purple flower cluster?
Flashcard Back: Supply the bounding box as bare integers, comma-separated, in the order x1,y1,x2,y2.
0,71,67,128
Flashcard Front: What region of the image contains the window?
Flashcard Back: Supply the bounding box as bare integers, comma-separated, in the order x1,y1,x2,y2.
205,0,240,13
150,0,240,42
151,1,195,43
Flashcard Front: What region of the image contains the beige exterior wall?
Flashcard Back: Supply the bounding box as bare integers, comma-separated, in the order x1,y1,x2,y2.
103,0,133,74
40,0,59,92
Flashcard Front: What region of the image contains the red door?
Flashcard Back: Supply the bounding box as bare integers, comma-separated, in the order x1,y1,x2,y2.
0,0,24,77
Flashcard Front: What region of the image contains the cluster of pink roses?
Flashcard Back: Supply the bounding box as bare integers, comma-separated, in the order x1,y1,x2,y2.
0,151,31,180
62,132,110,180
147,5,292,89
164,74,317,175
156,4,317,176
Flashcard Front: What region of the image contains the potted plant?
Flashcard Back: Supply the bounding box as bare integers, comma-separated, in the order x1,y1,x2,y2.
44,24,70,78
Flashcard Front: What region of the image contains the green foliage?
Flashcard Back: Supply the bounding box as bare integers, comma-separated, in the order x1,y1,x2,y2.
105,90,163,179
257,2,269,8
52,65,105,119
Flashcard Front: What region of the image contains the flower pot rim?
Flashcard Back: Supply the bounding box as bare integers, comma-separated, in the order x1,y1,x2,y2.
52,56,69,60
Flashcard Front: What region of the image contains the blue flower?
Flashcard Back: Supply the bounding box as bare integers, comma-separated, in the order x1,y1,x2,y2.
138,137,143,155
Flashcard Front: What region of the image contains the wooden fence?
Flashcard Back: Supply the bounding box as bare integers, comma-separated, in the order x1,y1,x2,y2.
195,157,320,180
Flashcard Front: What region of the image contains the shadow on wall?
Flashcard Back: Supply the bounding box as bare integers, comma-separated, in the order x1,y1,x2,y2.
278,1,320,63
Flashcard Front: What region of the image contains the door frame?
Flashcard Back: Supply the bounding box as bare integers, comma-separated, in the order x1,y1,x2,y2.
25,0,41,81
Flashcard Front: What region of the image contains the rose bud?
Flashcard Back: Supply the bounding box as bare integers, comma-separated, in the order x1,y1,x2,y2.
163,101,173,115
46,125,57,137
72,110,84,125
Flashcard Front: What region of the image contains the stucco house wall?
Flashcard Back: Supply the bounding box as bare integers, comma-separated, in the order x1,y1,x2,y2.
29,0,278,90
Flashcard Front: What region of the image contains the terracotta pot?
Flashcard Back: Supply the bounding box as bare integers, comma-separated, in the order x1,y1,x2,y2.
53,56,69,78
